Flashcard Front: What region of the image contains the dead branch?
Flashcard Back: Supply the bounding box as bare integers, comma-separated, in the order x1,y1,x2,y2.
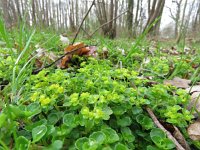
81,27,91,38
71,0,95,45
89,10,128,38
145,107,186,150
32,45,89,74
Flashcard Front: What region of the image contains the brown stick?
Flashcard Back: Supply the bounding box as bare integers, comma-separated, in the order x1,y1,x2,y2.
145,107,185,150
81,27,91,38
71,0,95,45
89,10,128,38
32,45,89,74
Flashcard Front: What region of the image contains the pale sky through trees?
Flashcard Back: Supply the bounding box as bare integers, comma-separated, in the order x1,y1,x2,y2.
51,0,193,29
1,0,199,39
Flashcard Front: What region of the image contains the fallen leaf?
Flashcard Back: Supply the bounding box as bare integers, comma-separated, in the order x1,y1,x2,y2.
87,46,97,57
164,77,191,88
34,47,58,68
60,43,97,68
186,85,200,93
187,121,200,141
186,85,200,118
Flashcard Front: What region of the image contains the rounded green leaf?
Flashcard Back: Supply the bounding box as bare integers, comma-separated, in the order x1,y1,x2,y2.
15,136,30,150
27,102,41,117
162,138,175,149
89,131,106,145
112,105,126,115
132,106,143,115
102,128,119,144
32,125,47,143
25,119,47,131
114,143,129,150
44,140,63,150
142,117,154,130
82,139,98,150
136,114,154,130
146,145,160,150
48,112,63,125
117,116,132,127
102,106,113,120
150,128,165,139
63,113,76,127
75,137,89,150
136,114,145,124
121,127,135,142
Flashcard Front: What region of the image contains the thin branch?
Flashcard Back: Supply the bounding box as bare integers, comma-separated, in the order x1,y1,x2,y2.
32,45,89,74
71,0,95,45
81,27,91,38
145,107,185,150
166,6,176,21
89,10,128,38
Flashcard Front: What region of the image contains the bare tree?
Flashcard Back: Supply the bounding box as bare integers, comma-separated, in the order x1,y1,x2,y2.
192,1,200,34
176,0,196,44
133,0,140,37
143,0,166,36
95,0,118,38
168,0,183,38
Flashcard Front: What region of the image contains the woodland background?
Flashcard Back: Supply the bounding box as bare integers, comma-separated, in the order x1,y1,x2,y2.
0,0,200,43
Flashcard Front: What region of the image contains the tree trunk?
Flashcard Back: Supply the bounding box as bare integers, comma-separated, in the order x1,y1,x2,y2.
32,0,36,25
1,0,11,27
144,0,166,36
133,0,140,37
127,0,134,34
176,0,188,44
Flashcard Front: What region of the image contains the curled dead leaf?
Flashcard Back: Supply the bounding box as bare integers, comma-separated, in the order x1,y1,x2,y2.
60,42,97,68
186,85,200,118
187,121,200,141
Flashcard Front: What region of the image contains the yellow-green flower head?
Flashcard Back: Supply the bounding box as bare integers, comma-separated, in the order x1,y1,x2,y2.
39,95,51,106
30,92,40,102
49,84,64,94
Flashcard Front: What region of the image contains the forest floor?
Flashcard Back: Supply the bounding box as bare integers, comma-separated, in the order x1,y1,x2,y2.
0,29,200,149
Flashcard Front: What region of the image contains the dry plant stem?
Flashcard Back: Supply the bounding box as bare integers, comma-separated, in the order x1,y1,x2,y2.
32,45,88,74
71,0,95,45
89,10,128,38
145,107,185,150
81,27,91,38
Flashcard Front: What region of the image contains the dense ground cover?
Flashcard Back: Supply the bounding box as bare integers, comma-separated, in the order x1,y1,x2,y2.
0,23,200,149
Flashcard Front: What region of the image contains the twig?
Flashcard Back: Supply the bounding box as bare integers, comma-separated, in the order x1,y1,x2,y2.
71,0,95,45
145,107,185,150
81,27,91,38
89,10,128,38
32,45,88,74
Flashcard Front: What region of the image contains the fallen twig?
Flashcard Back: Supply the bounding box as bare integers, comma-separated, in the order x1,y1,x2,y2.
71,0,95,45
32,45,88,74
145,107,185,150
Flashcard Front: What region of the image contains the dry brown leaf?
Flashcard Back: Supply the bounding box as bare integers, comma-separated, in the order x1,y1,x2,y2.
187,85,200,93
187,121,200,141
164,77,191,88
186,85,200,117
60,42,97,68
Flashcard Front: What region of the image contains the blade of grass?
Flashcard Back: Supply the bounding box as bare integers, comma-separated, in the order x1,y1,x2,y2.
11,29,35,102
125,17,160,62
